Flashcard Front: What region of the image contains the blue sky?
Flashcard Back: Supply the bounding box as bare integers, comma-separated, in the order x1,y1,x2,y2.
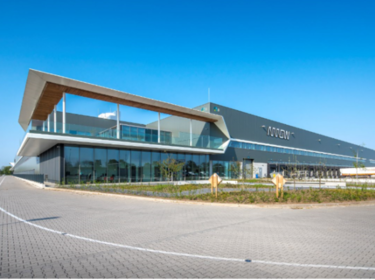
0,0,374,167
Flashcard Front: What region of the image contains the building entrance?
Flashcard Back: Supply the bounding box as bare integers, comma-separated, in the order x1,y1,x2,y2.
243,158,254,179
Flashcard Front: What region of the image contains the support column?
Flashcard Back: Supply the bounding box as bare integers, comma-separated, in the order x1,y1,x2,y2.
158,112,161,143
190,119,192,146
47,114,50,132
62,92,66,134
54,105,57,133
116,103,120,139
42,121,45,131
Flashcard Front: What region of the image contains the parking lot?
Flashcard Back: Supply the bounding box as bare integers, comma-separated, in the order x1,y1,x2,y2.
1,176,375,278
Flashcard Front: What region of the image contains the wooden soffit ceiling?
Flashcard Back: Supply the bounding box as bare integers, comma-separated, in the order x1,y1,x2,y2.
31,82,218,123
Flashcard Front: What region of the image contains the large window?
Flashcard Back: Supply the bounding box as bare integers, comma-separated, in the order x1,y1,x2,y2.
119,150,130,182
176,153,185,180
141,151,151,182
192,154,200,180
229,140,365,163
80,147,93,183
160,152,169,181
95,148,107,182
65,146,79,184
131,150,141,182
64,145,210,184
108,149,119,183
151,151,161,181
185,154,193,180
199,155,209,179
212,160,237,179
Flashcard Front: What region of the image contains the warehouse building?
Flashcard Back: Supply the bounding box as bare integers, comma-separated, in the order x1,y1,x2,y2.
13,70,375,183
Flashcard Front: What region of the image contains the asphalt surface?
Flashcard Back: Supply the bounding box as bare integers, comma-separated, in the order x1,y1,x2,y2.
1,175,375,278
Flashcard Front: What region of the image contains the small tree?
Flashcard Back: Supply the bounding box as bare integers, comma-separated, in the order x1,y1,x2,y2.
158,157,185,182
228,160,241,180
285,156,299,190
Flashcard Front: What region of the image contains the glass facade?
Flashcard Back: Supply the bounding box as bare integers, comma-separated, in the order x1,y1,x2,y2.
64,145,210,184
80,147,93,183
212,160,239,179
119,150,130,182
120,125,172,145
107,149,119,183
229,141,366,163
65,146,79,183
94,148,107,182
27,119,224,150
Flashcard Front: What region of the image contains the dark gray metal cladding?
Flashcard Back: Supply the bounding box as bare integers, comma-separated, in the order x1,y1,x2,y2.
207,102,375,167
39,144,63,183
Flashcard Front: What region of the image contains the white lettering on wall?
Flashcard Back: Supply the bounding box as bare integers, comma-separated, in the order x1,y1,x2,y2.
267,126,291,140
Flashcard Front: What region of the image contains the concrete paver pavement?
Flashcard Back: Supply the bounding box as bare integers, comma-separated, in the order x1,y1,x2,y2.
1,176,375,278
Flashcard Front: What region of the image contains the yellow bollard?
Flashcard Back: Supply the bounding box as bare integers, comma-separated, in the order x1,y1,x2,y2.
272,174,286,199
209,173,222,199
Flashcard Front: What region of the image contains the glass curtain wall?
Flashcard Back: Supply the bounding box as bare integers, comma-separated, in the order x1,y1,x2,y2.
192,154,200,180
94,148,107,182
64,145,210,184
151,151,161,181
160,152,169,181
119,150,130,182
80,147,93,183
107,149,119,183
185,154,193,180
65,146,79,183
212,160,238,179
130,150,141,182
141,151,151,182
176,153,185,180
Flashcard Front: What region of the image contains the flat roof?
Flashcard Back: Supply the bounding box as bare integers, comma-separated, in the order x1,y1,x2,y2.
19,69,222,131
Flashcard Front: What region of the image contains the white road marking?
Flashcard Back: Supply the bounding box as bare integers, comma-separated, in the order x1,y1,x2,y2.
1,176,375,271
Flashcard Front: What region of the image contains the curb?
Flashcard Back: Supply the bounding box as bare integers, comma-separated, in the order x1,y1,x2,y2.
13,176,45,189
45,187,375,209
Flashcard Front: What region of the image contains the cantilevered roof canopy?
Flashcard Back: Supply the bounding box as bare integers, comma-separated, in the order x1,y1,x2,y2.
19,69,222,131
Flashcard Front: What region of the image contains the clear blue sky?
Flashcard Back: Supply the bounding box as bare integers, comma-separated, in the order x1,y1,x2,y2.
0,0,374,167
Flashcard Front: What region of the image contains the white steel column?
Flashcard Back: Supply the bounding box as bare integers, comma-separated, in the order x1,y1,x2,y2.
116,103,120,139
47,114,50,132
54,105,57,133
158,112,161,143
62,92,66,134
42,121,45,131
190,119,192,146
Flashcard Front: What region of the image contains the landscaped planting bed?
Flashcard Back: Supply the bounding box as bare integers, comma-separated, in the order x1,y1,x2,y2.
58,183,375,204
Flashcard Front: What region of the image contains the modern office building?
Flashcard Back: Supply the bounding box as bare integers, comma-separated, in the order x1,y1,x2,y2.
13,70,375,183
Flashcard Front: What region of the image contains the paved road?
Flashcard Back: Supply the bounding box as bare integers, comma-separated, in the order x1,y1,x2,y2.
1,176,375,278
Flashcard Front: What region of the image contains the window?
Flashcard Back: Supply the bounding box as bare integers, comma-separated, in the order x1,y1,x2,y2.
151,151,161,181
145,129,152,142
176,153,185,180
130,150,141,182
130,127,138,141
107,149,119,183
192,154,200,180
65,146,79,184
138,128,145,142
80,147,93,183
94,148,107,183
119,150,130,183
121,125,130,140
141,151,151,182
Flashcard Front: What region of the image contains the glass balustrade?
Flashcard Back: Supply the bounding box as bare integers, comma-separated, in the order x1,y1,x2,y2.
26,120,224,150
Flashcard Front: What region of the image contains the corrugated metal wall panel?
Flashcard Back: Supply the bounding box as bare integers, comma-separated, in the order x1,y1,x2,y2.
39,145,62,183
